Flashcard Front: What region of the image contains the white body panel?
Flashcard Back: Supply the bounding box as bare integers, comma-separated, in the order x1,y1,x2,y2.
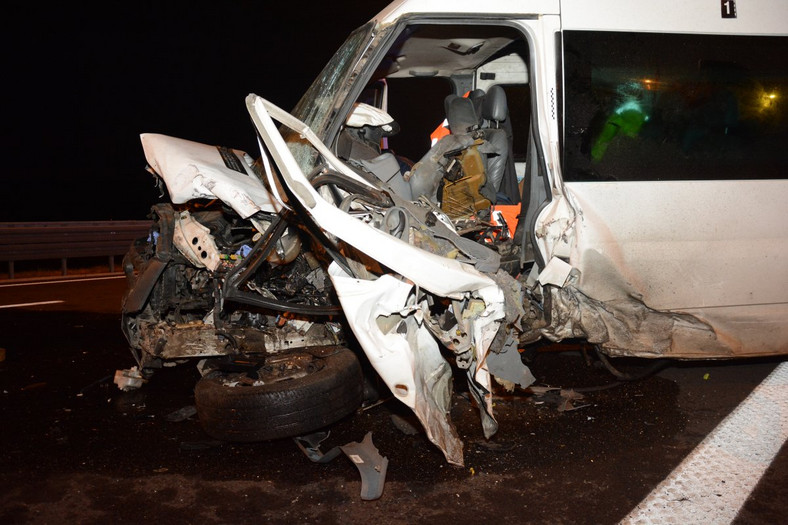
566,180,788,356
560,0,788,35
567,180,788,309
375,0,560,23
140,133,279,218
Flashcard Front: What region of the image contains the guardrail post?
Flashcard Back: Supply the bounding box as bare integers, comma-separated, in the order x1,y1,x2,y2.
109,255,115,273
61,257,68,276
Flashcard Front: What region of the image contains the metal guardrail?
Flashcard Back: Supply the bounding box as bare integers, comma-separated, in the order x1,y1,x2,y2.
0,221,151,279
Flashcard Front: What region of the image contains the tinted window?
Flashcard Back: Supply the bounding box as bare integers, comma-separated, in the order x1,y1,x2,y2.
562,31,788,181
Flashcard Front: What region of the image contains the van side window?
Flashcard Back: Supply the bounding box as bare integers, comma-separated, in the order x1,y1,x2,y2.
562,31,787,182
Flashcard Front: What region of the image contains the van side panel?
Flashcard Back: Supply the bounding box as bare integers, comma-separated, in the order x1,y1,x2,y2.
560,0,788,36
565,179,788,357
553,21,788,357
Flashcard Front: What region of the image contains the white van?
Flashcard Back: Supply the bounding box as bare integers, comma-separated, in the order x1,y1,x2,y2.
130,0,787,466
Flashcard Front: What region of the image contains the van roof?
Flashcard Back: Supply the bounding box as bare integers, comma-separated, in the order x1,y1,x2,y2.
373,0,787,36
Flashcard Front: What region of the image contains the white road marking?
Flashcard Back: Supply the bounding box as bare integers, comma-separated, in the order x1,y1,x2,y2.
0,275,125,288
0,300,65,309
622,361,788,524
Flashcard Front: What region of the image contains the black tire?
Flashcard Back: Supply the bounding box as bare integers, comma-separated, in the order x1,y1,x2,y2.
194,347,364,442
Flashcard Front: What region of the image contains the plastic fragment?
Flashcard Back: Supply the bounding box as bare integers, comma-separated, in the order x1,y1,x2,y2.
294,431,342,463
114,367,144,391
340,432,389,501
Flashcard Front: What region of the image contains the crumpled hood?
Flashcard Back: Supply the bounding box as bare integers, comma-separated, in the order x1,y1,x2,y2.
141,133,280,218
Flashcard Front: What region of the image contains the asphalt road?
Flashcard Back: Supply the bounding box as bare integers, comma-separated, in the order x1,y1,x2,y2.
0,275,785,524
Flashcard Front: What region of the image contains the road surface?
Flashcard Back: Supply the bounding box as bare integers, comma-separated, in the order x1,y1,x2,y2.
0,275,785,524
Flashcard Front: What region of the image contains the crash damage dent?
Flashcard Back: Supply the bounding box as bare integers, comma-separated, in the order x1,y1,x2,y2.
540,280,731,357
122,196,342,367
247,95,498,299
533,193,577,261
328,267,464,464
141,133,281,219
247,95,535,465
532,187,733,358
329,264,532,466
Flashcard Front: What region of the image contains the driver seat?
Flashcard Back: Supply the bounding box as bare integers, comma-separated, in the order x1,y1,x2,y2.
407,94,490,217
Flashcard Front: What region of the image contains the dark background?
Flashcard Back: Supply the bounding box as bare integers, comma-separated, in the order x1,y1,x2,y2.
4,1,392,222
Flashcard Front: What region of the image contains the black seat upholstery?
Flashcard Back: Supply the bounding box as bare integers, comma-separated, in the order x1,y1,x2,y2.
479,85,520,205
406,94,482,205
482,85,509,124
407,89,519,211
444,94,482,134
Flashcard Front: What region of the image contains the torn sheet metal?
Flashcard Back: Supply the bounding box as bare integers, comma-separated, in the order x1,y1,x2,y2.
294,431,387,501
482,270,537,396
328,265,465,465
541,283,733,358
538,256,573,287
464,285,508,440
246,95,500,299
485,334,536,390
464,270,534,438
533,193,577,261
466,362,498,439
249,95,514,465
140,133,280,218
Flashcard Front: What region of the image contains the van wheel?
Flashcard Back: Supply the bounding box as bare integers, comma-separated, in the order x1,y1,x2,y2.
194,347,364,442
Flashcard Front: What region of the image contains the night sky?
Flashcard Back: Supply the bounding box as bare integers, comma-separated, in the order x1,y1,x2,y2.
4,1,392,222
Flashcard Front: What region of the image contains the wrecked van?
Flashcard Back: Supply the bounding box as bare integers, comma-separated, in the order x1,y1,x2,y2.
120,0,788,466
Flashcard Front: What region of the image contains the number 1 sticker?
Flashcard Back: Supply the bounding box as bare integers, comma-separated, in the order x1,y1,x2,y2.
721,0,737,18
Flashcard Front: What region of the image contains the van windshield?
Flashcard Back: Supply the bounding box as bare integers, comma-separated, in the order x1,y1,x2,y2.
286,21,377,172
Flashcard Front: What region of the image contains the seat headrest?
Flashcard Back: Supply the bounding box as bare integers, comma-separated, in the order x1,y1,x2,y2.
482,85,508,123
445,94,481,134
468,89,486,120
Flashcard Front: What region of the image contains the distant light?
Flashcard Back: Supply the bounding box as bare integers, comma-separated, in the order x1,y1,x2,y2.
642,79,658,90
759,91,778,111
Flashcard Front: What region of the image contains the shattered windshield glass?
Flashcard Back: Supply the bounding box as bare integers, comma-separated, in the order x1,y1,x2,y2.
287,21,378,173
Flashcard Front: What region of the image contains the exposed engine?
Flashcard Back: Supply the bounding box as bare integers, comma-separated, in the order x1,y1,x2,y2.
121,202,342,369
